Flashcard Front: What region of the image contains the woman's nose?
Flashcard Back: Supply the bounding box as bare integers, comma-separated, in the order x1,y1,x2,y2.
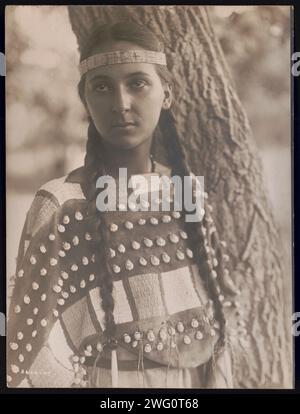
112,86,131,113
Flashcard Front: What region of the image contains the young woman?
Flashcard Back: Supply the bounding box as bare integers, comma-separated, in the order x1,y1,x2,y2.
7,21,239,388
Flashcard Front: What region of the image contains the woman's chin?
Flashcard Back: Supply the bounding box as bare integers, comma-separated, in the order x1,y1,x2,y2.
108,133,147,150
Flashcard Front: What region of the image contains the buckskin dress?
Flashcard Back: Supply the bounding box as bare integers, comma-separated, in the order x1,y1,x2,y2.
7,161,234,388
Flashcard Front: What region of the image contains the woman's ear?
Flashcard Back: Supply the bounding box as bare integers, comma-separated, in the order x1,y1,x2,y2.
162,84,172,110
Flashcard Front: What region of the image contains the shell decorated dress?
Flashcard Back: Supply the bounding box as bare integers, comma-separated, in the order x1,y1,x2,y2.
7,161,234,388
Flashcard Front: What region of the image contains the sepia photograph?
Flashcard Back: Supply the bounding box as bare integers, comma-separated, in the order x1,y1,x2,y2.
5,5,292,389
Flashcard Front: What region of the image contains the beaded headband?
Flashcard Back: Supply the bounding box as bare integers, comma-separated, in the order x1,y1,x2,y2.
79,50,167,76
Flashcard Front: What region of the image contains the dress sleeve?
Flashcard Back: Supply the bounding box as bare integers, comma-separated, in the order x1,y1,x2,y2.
7,191,76,388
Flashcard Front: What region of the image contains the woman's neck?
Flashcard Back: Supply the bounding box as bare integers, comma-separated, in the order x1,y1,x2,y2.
101,139,153,178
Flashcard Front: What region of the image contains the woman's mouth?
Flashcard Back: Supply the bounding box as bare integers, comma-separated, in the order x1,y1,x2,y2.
112,122,137,129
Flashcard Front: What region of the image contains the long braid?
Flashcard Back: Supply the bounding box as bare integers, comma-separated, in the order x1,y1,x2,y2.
159,109,228,354
84,119,117,345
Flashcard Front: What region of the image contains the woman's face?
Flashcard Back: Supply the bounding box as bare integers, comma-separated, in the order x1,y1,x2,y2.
84,41,171,150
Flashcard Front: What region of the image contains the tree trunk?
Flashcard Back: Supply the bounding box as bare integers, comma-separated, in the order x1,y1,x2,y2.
68,5,292,388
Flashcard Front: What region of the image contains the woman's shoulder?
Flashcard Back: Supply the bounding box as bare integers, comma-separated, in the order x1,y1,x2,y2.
37,166,86,206
25,166,87,238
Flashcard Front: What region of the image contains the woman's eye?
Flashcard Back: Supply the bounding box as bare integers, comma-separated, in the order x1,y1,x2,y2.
94,83,109,92
130,80,149,89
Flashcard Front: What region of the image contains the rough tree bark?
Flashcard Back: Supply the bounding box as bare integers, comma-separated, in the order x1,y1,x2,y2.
68,5,292,388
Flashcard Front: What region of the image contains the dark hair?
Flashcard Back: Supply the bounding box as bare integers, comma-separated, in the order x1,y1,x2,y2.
78,22,171,108
77,21,229,380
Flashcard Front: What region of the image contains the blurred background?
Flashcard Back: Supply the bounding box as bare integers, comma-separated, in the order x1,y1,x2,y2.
6,6,292,289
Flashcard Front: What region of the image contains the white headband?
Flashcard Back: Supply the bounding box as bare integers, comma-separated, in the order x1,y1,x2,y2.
79,50,167,76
